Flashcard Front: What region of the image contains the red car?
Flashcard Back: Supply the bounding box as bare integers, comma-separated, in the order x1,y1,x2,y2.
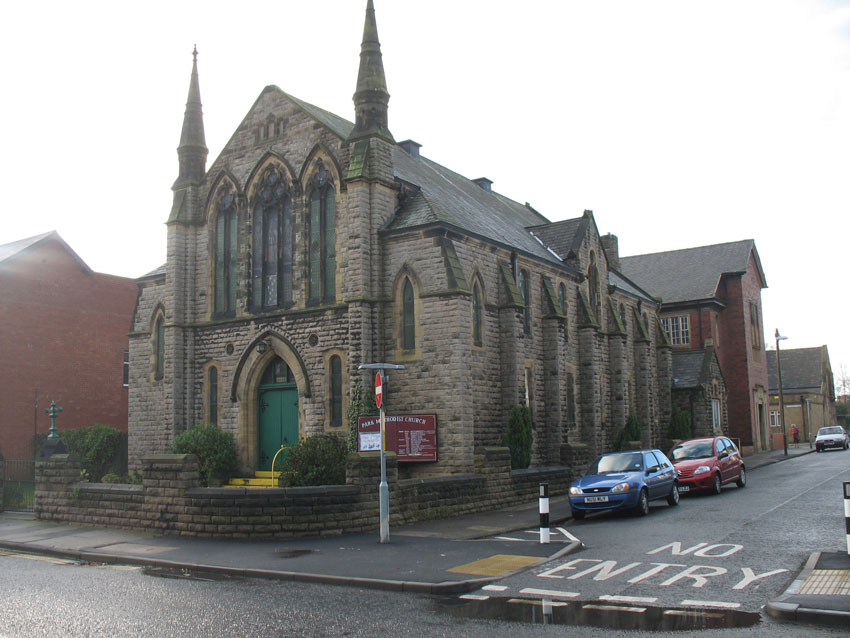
669,436,746,495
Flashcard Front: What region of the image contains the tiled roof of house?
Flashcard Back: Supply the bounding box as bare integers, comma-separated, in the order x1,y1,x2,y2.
672,350,711,389
619,240,764,304
0,230,92,274
767,347,829,394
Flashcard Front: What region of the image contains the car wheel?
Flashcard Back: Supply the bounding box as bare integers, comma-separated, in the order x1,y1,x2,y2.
667,482,680,506
572,510,585,520
636,489,649,516
711,473,722,495
736,466,746,488
816,446,822,453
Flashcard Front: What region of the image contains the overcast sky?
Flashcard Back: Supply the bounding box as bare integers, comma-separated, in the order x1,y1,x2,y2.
2,0,849,379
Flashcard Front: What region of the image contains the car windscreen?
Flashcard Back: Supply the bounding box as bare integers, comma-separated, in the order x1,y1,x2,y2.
670,440,714,460
818,427,842,435
591,453,643,474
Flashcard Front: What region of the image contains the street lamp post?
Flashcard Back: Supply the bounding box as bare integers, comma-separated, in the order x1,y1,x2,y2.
775,329,788,456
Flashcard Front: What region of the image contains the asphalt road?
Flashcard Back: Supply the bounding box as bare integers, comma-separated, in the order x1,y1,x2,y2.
459,446,850,622
0,449,847,637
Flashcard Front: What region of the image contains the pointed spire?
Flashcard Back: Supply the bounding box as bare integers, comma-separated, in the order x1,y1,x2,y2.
174,45,208,188
349,0,393,141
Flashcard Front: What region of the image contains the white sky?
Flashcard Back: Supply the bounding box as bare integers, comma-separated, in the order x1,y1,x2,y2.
2,0,849,377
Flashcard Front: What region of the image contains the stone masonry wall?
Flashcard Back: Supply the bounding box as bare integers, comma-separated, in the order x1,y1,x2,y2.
35,450,572,539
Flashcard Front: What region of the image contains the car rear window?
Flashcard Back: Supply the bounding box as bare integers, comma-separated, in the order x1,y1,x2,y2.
819,427,842,435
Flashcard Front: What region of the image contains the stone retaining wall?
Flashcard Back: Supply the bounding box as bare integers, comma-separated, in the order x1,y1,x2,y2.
35,450,572,539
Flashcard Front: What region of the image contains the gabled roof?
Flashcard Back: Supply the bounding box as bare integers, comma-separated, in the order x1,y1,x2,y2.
0,230,92,274
608,268,658,304
767,346,831,395
619,240,766,304
672,348,724,390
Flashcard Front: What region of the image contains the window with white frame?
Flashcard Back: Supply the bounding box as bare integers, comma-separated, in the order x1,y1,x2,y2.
711,399,721,432
769,410,781,427
661,315,690,345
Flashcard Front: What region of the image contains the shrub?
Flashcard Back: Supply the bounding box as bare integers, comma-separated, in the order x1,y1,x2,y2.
60,424,123,481
169,425,238,486
614,413,643,451
100,473,122,484
502,404,533,469
668,403,692,440
280,434,348,487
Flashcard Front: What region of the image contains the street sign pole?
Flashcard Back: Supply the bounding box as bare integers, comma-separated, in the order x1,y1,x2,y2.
359,363,404,545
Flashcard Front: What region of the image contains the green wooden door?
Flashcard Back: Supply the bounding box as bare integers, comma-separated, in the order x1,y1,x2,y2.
258,386,299,471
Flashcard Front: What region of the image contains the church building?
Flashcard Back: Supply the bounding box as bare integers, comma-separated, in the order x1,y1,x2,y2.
128,1,673,477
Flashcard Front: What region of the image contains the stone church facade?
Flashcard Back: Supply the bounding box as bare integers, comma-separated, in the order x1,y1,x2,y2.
128,1,673,477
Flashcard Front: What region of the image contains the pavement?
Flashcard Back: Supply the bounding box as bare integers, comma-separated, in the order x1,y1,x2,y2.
1,443,847,626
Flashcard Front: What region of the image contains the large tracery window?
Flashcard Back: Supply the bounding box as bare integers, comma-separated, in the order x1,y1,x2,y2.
214,185,239,315
308,163,336,304
252,165,293,310
588,251,600,317
472,283,483,347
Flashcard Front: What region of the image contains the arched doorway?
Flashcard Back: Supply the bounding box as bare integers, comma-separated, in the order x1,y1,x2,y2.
257,357,299,471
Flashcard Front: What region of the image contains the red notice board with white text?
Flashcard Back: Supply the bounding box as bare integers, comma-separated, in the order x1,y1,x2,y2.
357,414,438,462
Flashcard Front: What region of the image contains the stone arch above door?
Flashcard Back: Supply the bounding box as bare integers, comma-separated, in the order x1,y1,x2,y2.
230,331,312,470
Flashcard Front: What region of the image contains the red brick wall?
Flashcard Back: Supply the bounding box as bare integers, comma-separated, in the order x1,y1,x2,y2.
715,253,768,448
0,237,138,458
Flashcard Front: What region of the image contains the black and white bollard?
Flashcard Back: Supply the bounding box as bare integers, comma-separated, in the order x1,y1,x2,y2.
539,482,550,544
844,482,850,555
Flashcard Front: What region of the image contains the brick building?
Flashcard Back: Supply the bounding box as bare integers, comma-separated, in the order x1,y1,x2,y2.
767,346,836,446
620,240,769,452
0,231,137,459
129,1,673,476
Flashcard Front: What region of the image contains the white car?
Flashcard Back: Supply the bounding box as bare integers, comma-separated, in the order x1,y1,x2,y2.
814,426,849,452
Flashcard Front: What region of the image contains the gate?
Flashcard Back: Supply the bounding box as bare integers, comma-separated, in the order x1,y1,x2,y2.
3,459,35,512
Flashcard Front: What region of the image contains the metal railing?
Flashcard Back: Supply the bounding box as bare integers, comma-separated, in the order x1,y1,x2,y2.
3,459,35,512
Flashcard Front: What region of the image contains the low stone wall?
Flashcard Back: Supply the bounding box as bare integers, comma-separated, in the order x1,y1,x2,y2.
35,449,572,539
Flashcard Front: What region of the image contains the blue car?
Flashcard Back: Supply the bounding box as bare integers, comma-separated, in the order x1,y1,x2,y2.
568,449,680,519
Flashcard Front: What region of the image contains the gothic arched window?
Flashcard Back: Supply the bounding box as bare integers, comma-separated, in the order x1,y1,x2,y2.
472,283,483,347
214,185,239,315
329,355,343,428
252,165,293,310
308,164,336,304
588,251,600,316
519,269,531,335
208,366,219,426
154,314,165,380
402,278,415,350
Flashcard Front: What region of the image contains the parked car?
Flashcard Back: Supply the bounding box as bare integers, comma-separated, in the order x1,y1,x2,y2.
815,426,849,452
669,436,746,495
568,449,679,519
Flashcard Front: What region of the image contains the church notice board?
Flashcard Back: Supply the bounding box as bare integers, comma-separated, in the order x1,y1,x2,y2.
357,414,437,462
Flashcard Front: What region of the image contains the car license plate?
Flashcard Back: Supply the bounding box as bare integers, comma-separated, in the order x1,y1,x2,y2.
584,496,609,503
678,485,689,492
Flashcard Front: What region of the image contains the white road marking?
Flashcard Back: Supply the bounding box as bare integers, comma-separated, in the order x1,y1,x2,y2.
680,599,741,609
599,595,658,604
482,584,508,592
492,536,524,542
460,594,490,600
519,587,580,599
557,527,581,543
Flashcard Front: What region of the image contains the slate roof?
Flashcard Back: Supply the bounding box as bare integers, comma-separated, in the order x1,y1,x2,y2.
609,269,657,303
672,350,711,389
391,149,563,263
767,347,829,394
527,218,585,260
619,240,765,304
0,230,92,273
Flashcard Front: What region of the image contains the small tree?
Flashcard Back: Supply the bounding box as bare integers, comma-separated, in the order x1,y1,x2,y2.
59,424,123,482
280,434,348,486
503,404,533,469
169,425,238,486
668,403,692,440
614,413,643,451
